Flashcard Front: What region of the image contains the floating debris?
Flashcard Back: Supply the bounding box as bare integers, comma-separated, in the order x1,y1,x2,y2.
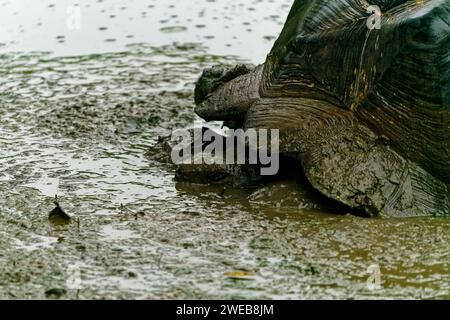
217,186,227,197
48,195,71,223
224,271,257,280
160,26,187,33
45,288,66,298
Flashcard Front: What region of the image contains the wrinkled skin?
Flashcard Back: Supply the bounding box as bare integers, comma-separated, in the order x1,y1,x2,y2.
193,0,450,217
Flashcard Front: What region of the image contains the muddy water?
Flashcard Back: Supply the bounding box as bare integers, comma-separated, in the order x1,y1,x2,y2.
0,0,449,300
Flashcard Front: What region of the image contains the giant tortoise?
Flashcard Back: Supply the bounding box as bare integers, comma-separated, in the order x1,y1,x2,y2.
193,0,450,217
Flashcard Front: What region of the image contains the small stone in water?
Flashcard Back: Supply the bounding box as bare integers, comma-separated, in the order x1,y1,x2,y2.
45,288,66,298
49,195,71,223
217,187,227,197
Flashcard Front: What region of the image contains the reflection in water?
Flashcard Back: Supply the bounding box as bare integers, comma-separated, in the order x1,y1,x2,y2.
0,0,448,300
0,0,291,63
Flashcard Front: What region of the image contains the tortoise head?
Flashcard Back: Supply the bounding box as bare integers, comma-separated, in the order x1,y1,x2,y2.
194,64,254,106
